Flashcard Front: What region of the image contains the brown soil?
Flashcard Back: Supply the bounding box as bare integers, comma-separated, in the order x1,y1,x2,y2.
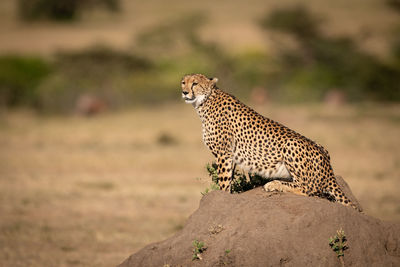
119,184,400,266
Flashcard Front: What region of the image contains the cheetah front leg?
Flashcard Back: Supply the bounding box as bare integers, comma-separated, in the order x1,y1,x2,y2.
263,180,307,196
216,154,234,192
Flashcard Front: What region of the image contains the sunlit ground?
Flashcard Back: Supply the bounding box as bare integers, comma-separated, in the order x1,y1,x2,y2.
0,103,399,266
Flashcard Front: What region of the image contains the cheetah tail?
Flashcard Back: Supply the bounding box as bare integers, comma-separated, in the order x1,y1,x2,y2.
324,181,362,212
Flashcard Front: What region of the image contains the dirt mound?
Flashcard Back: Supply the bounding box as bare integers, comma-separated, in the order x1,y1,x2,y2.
119,187,400,266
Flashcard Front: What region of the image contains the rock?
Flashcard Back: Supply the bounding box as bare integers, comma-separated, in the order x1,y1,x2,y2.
119,188,400,267
75,94,108,116
324,90,347,106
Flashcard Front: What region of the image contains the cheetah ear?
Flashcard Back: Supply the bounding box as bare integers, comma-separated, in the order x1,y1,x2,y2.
209,77,218,87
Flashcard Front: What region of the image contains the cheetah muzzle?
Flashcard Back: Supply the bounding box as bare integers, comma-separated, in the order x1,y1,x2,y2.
181,73,361,211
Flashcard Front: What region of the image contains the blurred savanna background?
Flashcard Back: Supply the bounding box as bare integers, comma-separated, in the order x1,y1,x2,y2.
0,0,399,266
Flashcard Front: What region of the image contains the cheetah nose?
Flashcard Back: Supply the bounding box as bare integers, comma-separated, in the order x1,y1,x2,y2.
182,91,189,95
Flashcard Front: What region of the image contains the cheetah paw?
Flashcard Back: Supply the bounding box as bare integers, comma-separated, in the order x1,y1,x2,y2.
263,181,285,192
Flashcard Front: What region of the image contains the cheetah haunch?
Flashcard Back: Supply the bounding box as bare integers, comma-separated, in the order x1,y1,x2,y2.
181,73,360,211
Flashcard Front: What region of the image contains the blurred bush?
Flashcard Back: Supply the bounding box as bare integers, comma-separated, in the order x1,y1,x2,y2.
0,55,51,107
18,0,120,21
259,5,400,102
37,45,152,113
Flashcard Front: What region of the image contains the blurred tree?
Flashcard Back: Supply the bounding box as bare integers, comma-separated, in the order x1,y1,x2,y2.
36,45,152,112
259,5,400,101
260,5,321,41
0,55,51,107
387,0,400,14
18,0,120,21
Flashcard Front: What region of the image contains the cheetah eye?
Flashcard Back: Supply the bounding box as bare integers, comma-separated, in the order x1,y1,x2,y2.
191,82,198,88
181,81,185,85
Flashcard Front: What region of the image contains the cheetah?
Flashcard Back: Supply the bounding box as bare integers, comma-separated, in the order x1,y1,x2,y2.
181,73,360,211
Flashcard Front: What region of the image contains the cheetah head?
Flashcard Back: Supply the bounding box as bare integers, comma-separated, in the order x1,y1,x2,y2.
181,74,218,108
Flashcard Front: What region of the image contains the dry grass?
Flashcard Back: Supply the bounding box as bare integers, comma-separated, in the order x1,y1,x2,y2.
0,103,399,266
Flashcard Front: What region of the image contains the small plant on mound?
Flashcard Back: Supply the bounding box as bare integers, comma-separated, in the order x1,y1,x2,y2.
329,228,348,266
201,184,220,196
203,162,272,194
231,169,271,193
201,163,220,195
206,162,219,184
192,239,207,260
218,249,233,265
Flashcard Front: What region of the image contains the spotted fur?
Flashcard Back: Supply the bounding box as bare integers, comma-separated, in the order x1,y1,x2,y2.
181,73,360,211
